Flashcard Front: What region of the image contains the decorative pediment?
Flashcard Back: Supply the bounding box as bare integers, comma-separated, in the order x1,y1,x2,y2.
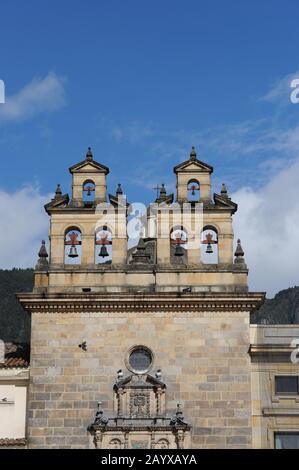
114,373,166,391
69,159,109,174
44,194,69,214
155,193,174,204
108,193,129,208
88,370,191,449
173,159,213,174
213,192,238,213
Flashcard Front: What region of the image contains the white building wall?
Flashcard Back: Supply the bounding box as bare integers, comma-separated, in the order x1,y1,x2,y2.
0,370,29,439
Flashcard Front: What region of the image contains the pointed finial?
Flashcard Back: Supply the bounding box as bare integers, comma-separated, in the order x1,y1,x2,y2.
235,239,244,257
36,240,49,270
116,183,123,196
190,146,197,161
137,237,146,251
54,184,62,200
221,183,228,197
170,402,188,426
234,239,247,268
86,146,93,161
176,403,184,418
160,183,166,197
38,240,48,258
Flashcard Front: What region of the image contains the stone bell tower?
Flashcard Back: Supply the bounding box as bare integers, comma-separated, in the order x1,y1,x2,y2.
69,147,109,206
19,146,264,449
175,146,213,202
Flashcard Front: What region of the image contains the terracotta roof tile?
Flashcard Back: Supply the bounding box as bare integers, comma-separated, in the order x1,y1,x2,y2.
0,357,29,368
0,343,30,368
0,438,27,447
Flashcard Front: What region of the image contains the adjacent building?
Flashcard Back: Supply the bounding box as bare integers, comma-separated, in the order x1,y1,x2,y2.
0,344,29,448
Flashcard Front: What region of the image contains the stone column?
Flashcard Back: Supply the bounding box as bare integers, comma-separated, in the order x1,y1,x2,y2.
176,430,185,449
218,233,233,264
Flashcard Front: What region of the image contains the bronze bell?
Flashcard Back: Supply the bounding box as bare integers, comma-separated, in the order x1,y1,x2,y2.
99,245,109,258
206,243,213,254
174,244,185,257
68,246,78,258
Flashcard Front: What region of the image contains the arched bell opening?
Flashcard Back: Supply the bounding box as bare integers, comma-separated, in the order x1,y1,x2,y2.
187,179,200,202
83,180,95,205
201,226,218,264
95,226,112,264
170,225,188,264
64,228,82,265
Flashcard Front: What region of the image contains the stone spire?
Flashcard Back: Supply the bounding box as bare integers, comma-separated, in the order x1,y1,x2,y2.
221,183,228,197
54,184,62,200
159,183,166,197
116,183,123,196
35,240,49,270
131,237,150,264
86,146,93,161
234,239,246,268
189,146,197,161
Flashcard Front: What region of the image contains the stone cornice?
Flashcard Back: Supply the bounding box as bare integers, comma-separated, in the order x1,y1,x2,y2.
89,424,191,433
37,263,248,274
262,408,299,416
0,368,29,380
17,292,265,314
249,344,294,356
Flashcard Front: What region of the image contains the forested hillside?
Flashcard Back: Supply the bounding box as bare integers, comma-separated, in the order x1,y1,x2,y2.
251,285,299,324
0,269,34,343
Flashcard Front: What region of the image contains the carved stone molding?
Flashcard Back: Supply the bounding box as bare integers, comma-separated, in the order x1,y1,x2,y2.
18,292,264,314
88,373,191,449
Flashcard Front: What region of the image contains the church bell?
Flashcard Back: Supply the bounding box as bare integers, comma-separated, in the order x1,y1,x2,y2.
206,243,213,254
68,246,78,258
99,245,109,258
174,244,185,257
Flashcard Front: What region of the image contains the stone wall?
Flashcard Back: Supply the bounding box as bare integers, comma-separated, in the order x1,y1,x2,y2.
28,309,252,448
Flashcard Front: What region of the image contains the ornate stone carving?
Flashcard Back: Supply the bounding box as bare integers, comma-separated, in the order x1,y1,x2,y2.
109,438,122,449
130,391,150,418
88,371,191,449
156,438,170,449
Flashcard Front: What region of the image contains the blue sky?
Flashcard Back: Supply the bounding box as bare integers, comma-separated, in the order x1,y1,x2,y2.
1,1,299,296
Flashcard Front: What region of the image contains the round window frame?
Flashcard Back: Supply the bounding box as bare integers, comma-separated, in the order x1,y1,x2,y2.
125,345,154,374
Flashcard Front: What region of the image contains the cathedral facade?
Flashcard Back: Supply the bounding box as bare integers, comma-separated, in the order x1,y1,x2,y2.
18,147,299,449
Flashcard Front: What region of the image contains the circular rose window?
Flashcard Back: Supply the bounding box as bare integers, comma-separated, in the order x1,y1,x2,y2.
126,346,153,374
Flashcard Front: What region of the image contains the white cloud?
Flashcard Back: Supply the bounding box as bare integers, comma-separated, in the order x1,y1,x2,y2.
0,72,66,122
232,158,299,297
110,121,154,144
0,186,49,268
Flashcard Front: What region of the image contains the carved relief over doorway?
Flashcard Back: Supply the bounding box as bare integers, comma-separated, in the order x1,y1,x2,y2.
88,367,191,449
